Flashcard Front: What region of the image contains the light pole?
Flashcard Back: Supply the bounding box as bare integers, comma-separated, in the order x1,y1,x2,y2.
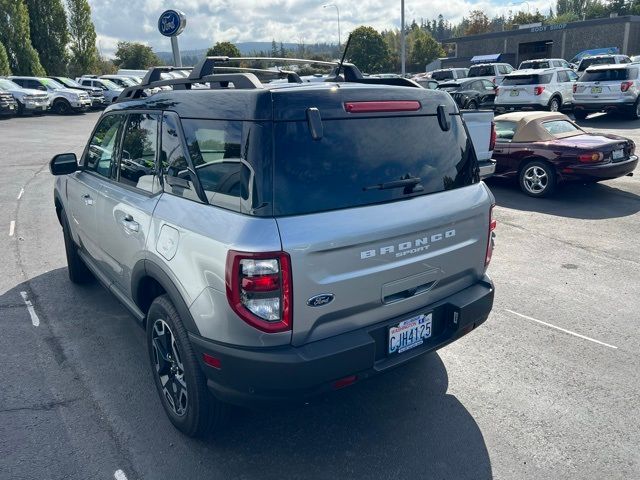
323,4,341,48
401,0,406,76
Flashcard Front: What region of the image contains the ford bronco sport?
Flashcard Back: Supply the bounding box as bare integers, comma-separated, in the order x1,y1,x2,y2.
49,57,496,437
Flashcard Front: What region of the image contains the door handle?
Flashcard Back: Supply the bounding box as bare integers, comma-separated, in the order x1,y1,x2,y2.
121,215,139,233
82,194,94,206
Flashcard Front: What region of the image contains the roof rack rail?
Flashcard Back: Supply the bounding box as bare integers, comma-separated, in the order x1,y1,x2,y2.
115,55,419,103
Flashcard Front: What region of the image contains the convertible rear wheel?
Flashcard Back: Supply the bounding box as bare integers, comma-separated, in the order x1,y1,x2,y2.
519,160,556,198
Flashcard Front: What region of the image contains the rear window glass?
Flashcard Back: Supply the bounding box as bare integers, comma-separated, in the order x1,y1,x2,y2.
581,68,637,82
502,74,552,85
468,66,493,77
273,116,477,216
578,57,615,71
520,61,550,69
542,120,581,136
495,121,517,140
432,70,454,81
438,82,460,91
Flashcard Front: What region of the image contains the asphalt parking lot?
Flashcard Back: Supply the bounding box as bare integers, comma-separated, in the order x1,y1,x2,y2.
1,110,639,480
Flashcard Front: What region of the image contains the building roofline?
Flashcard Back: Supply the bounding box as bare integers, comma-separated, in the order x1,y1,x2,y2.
446,15,640,43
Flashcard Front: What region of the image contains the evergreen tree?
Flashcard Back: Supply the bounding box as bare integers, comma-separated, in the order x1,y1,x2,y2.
67,0,99,77
271,39,278,57
0,41,11,76
0,0,45,75
206,41,241,58
279,42,286,58
25,0,68,75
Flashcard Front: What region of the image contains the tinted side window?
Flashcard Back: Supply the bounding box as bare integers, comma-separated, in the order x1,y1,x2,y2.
85,115,126,177
568,70,579,81
557,71,568,82
118,113,160,192
161,113,201,202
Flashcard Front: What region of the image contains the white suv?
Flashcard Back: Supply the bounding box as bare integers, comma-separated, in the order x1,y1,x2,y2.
573,64,640,120
430,68,468,82
518,58,572,70
78,77,124,103
467,63,514,85
494,68,578,112
576,54,631,73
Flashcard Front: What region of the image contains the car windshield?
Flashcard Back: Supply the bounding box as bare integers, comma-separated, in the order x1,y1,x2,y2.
581,68,637,82
468,66,493,77
57,77,82,88
502,73,553,85
579,57,615,71
0,79,21,90
100,79,121,89
542,120,582,136
520,61,550,69
431,70,454,81
41,78,65,90
110,77,136,87
438,82,461,91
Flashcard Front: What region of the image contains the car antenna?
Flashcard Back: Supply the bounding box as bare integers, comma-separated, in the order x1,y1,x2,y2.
335,33,352,80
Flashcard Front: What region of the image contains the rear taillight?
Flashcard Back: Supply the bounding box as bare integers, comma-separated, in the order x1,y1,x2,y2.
485,205,496,267
573,84,578,93
578,152,604,163
344,101,421,113
226,251,292,333
534,86,545,96
489,121,496,152
621,81,633,92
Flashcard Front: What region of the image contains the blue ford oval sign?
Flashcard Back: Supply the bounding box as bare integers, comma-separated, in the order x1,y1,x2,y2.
307,294,335,307
158,9,186,37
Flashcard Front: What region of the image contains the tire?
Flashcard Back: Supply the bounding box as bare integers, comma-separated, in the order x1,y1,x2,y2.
573,110,588,120
16,101,25,116
61,210,93,284
519,160,557,198
627,100,640,121
466,100,478,110
147,294,226,437
548,97,561,112
53,99,71,115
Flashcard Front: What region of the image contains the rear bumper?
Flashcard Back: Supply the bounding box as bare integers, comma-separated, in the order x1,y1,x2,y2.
494,103,547,111
573,101,636,112
479,159,496,179
562,156,638,180
190,276,495,407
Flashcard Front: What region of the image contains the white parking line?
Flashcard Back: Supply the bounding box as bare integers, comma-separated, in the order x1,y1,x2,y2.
19,291,40,327
17,187,24,200
9,220,15,237
114,470,128,480
506,309,617,350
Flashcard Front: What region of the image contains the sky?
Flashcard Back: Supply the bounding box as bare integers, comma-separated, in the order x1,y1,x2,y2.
88,0,554,57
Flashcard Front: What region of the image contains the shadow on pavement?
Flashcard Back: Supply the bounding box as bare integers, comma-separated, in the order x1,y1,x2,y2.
573,112,639,130
2,268,493,480
487,177,640,220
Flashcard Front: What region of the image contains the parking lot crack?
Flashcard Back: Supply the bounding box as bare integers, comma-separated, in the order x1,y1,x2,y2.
0,397,81,414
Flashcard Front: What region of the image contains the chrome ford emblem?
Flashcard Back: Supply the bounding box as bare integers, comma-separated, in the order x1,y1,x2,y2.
307,294,335,307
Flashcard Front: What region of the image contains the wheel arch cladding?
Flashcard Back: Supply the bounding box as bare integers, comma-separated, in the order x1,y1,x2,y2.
132,259,201,335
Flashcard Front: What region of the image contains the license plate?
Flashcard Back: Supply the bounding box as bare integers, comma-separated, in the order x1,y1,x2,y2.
612,149,624,160
510,90,519,96
9,105,14,109
388,313,433,355
591,87,602,94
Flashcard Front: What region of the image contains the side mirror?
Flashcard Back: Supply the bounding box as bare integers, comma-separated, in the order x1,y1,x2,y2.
49,153,78,176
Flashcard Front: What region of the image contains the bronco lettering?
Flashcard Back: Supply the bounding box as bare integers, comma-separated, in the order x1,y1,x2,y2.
360,229,456,259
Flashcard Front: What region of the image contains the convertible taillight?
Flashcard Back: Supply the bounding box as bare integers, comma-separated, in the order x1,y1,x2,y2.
489,121,496,152
621,81,633,92
226,251,292,333
578,152,604,163
534,86,545,96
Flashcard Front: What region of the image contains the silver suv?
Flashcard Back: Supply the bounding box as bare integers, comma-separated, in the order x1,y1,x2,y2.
49,60,496,437
573,64,640,120
495,68,579,112
576,54,631,73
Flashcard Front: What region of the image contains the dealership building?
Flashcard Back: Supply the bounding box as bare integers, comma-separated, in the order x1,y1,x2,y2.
440,15,640,68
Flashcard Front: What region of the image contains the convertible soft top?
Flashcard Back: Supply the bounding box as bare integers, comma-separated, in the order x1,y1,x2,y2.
495,111,583,142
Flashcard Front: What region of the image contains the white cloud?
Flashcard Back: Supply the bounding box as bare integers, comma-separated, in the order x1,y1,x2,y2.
88,0,555,56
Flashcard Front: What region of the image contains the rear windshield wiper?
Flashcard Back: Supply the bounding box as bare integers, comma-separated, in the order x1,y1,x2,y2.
363,174,423,194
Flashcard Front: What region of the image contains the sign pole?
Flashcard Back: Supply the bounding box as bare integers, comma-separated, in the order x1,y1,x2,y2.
171,37,182,67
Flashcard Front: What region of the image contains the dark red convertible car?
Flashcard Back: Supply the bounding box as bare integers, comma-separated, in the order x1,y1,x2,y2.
492,111,638,197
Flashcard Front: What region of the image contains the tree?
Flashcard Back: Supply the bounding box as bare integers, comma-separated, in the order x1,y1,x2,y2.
67,0,99,77
206,41,241,58
114,42,162,69
271,39,278,57
25,0,68,75
0,42,11,76
465,10,492,35
348,26,389,73
409,29,444,71
0,0,45,75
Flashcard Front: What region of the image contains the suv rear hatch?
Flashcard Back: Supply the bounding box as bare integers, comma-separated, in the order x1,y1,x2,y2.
575,67,639,102
270,85,493,346
498,72,553,102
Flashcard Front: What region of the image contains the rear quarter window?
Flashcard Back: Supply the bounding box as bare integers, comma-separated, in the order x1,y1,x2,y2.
495,121,517,140
272,115,477,216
